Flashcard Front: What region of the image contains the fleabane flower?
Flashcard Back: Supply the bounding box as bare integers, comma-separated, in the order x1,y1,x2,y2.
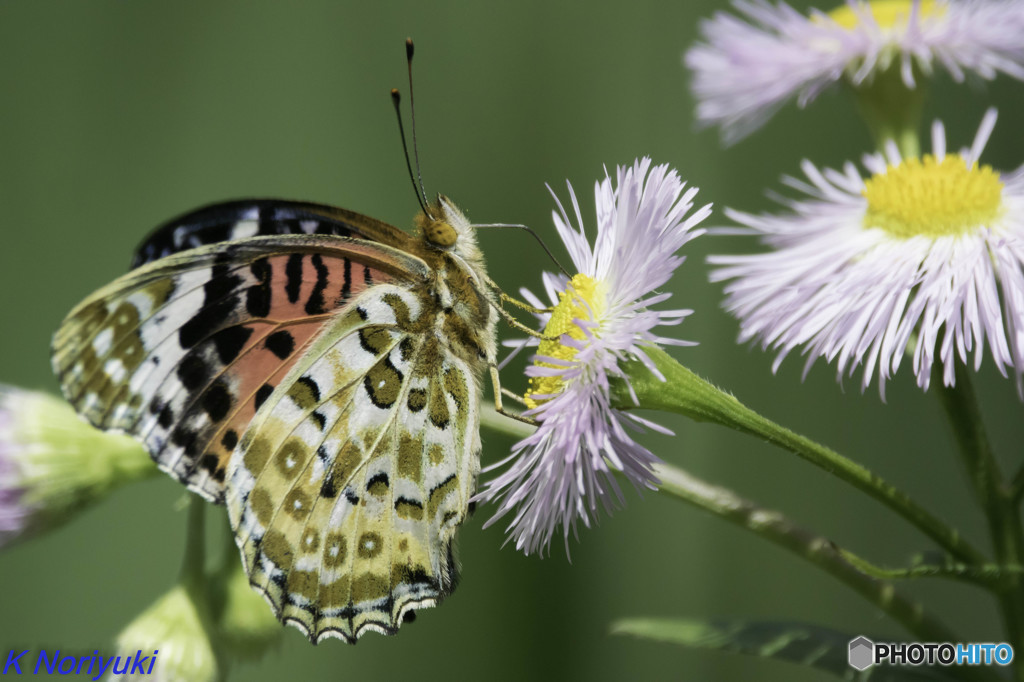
685,0,1024,143
0,386,154,548
477,158,711,555
710,109,1024,396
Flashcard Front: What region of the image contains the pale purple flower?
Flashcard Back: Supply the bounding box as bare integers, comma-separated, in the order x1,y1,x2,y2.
0,403,31,544
0,385,154,548
710,110,1024,396
686,0,1024,143
477,158,712,555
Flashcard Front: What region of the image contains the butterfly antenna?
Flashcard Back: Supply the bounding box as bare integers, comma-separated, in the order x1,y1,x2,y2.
391,88,430,217
405,38,431,210
475,223,572,278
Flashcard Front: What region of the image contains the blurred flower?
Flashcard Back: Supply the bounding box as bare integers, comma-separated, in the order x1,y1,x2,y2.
477,158,711,555
710,109,1024,396
685,0,1024,143
212,555,282,662
111,583,219,682
0,386,154,548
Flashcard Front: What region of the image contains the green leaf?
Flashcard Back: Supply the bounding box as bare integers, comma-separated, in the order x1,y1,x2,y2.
611,618,959,681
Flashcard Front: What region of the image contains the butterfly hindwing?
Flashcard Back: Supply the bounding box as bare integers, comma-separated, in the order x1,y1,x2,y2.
52,234,430,501
226,284,481,642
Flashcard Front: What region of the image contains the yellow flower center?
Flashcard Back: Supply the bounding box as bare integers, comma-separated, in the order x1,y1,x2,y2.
862,154,1004,238
827,0,943,30
525,274,608,408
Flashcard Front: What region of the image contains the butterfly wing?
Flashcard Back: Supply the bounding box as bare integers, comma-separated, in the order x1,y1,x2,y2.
56,197,492,641
52,234,429,502
225,284,481,642
132,199,413,267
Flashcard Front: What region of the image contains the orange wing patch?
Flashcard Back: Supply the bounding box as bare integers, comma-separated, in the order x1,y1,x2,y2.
53,235,428,501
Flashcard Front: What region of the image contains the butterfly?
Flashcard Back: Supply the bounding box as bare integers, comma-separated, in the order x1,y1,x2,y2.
52,196,498,642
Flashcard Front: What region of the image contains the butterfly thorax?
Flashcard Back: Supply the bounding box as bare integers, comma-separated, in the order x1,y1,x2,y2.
410,196,496,368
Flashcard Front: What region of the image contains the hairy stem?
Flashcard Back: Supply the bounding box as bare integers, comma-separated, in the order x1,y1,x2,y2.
654,462,998,682
935,364,1024,680
613,348,987,566
480,405,996,680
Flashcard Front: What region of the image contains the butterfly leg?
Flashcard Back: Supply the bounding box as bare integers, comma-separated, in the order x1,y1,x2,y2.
491,305,559,341
498,291,552,316
488,365,536,426
466,272,557,341
500,387,529,408
480,272,552,315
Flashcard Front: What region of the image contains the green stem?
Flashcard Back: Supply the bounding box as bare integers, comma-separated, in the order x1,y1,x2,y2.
838,550,1020,588
208,515,239,622
1011,464,1024,505
653,461,998,682
849,63,925,158
612,347,987,567
480,403,533,438
180,495,207,589
485,402,1006,585
479,407,996,681
934,363,1024,678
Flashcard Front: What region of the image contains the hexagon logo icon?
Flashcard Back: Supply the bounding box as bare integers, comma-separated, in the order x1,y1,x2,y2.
849,636,875,671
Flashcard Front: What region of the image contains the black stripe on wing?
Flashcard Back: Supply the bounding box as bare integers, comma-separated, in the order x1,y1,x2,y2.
132,199,410,268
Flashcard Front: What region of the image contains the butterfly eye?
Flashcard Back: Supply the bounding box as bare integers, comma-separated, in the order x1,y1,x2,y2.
425,220,458,247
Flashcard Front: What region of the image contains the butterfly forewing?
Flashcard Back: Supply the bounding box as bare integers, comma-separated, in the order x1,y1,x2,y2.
53,233,430,501
132,199,414,268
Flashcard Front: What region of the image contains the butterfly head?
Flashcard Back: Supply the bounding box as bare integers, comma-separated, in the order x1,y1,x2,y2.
416,195,482,260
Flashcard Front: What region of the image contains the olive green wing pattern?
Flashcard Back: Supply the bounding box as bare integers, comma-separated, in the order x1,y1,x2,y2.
225,284,481,642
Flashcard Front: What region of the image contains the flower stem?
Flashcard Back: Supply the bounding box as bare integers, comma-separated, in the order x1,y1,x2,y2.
934,363,1024,677
479,405,996,681
613,347,987,566
1011,465,1024,505
180,495,207,589
480,403,534,439
653,461,998,682
837,551,1019,588
849,63,925,158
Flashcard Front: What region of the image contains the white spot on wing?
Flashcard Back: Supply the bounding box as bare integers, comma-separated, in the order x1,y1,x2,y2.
232,219,259,239
104,358,126,384
93,328,114,356
126,292,156,320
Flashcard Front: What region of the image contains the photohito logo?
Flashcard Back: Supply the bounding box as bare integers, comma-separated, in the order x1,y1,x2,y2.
848,636,1013,670
849,637,874,671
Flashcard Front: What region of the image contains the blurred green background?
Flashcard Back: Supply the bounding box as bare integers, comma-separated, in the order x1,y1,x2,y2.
2,2,1023,680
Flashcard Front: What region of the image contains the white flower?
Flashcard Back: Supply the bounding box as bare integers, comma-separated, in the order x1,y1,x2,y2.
685,0,1024,143
477,158,712,555
709,109,1024,396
